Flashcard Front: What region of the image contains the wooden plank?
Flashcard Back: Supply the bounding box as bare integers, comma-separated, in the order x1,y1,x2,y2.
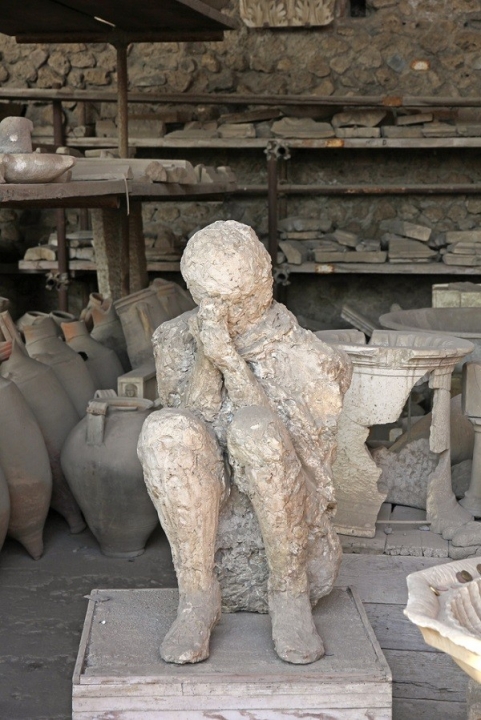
336,554,446,605
72,711,392,720
394,698,465,720
363,603,436,653
18,260,180,273
285,262,481,275
385,649,467,702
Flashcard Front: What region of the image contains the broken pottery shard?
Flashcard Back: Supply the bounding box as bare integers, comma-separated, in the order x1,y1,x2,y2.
380,220,432,242
138,220,352,666
331,110,386,128
0,117,33,153
272,117,334,138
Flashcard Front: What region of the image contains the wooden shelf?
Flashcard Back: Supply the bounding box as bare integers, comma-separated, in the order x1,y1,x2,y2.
282,262,481,275
18,260,180,273
64,136,481,151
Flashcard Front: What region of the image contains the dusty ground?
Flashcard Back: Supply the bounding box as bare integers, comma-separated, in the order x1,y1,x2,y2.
0,513,176,720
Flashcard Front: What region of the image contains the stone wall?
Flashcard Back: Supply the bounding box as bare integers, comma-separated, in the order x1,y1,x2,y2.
0,0,481,322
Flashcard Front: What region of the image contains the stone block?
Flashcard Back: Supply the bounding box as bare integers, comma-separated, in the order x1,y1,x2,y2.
95,119,116,137
396,113,434,126
314,250,387,263
72,587,392,719
380,220,432,242
331,110,386,128
422,122,457,137
382,126,423,138
279,240,309,265
432,282,481,308
278,216,332,233
388,237,437,260
335,127,381,138
218,123,256,138
24,245,57,261
446,230,481,244
272,117,334,138
333,229,360,247
444,254,481,266
128,118,166,138
456,123,481,137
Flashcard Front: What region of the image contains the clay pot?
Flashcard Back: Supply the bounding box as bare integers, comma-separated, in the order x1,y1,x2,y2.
87,294,131,372
50,311,77,333
0,377,52,559
0,342,85,534
61,397,158,557
0,297,10,312
114,280,195,368
61,320,124,391
24,317,96,418
0,466,10,552
16,311,49,337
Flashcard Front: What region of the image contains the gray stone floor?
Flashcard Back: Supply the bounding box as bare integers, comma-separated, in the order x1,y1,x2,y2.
0,513,176,720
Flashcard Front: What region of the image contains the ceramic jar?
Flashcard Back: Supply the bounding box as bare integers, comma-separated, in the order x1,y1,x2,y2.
0,377,52,559
87,293,131,372
24,317,96,418
61,320,124,392
61,397,158,557
0,342,85,534
114,279,194,368
0,466,10,553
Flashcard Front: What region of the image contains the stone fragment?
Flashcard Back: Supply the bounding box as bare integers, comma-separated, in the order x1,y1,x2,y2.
446,231,481,244
279,241,309,265
448,243,481,255
335,127,380,138
396,113,434,126
271,117,334,138
24,245,57,261
388,237,437,260
387,54,406,73
331,110,386,128
444,255,481,266
313,250,386,263
0,117,33,153
380,220,432,242
450,521,481,547
95,120,116,137
422,123,457,137
280,230,324,240
357,240,381,252
382,126,423,138
278,216,332,233
165,128,219,139
128,118,166,138
218,123,256,139
333,229,359,248
456,124,481,137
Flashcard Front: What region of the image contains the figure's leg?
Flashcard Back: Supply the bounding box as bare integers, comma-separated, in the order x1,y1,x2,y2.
138,408,226,664
227,405,324,665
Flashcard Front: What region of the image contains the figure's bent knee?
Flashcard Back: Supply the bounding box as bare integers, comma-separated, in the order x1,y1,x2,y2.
139,408,210,455
227,405,290,466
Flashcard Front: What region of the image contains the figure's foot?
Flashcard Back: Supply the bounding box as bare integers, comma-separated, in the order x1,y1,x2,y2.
161,581,221,664
430,497,473,540
269,590,324,664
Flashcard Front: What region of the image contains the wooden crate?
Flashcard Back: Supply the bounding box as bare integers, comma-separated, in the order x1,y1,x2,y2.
72,587,392,719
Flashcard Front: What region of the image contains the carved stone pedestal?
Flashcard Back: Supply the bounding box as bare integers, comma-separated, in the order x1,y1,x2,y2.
73,588,392,719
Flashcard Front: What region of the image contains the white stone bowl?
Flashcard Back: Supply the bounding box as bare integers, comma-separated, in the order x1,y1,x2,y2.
405,557,481,682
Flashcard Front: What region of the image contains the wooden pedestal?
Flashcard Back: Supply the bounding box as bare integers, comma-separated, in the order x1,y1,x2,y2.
73,587,392,719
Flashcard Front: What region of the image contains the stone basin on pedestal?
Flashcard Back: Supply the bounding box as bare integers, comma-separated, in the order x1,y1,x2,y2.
380,307,481,367
316,329,474,539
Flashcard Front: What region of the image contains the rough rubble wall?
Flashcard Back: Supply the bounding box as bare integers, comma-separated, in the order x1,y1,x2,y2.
0,0,481,320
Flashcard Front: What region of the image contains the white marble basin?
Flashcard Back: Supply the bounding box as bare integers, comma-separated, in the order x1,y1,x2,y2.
405,557,481,683
317,329,474,537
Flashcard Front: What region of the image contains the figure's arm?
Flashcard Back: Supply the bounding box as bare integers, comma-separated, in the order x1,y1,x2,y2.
197,300,269,410
184,314,223,422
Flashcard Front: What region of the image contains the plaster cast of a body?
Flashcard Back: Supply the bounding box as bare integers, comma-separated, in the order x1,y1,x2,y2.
138,221,352,666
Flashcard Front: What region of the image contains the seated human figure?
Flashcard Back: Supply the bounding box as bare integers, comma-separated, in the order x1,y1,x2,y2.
138,220,352,665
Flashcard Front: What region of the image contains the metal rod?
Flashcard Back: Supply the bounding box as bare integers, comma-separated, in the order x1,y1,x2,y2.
52,100,68,312
116,44,129,159
267,156,279,270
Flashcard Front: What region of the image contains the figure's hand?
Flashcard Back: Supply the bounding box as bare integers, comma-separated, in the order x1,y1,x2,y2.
0,340,12,362
197,300,236,370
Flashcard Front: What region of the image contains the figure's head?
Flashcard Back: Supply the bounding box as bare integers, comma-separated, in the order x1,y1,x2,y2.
181,220,273,334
